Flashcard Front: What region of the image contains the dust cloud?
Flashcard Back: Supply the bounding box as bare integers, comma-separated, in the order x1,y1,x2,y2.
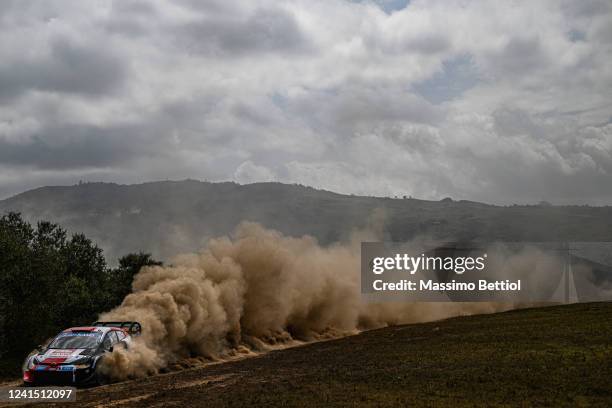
99,221,515,380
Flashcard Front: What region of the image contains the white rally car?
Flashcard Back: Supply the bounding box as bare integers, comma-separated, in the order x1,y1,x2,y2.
22,321,141,386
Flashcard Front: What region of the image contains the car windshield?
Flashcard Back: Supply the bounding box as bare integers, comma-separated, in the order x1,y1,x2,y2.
48,332,102,349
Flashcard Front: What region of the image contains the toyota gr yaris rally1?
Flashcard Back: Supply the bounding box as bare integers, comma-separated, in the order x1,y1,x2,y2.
22,321,140,386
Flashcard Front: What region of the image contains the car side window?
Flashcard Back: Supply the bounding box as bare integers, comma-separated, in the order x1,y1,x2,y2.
110,331,120,344
102,334,112,350
117,331,126,341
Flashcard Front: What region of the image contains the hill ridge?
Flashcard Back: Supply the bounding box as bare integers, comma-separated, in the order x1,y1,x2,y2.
2,180,612,262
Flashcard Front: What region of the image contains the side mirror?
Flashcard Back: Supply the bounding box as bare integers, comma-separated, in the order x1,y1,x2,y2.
108,346,114,353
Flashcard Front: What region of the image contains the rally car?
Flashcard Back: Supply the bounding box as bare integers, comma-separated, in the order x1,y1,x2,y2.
22,321,141,386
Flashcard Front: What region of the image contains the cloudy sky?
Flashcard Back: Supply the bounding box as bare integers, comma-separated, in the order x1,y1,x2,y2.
0,0,611,204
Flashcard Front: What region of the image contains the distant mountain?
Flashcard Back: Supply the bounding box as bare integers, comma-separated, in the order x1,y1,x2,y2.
1,180,612,263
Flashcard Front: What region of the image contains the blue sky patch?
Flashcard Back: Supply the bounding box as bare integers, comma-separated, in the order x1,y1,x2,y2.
412,54,481,104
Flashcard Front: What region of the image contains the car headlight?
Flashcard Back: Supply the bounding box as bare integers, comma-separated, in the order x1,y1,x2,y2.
24,356,41,370
71,357,92,367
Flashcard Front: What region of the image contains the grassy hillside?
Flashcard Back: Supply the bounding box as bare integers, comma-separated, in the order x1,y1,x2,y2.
175,303,612,407
27,302,612,407
1,180,612,262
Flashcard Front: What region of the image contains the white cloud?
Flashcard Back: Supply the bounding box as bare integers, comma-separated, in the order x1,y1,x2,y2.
0,0,610,204
234,160,275,184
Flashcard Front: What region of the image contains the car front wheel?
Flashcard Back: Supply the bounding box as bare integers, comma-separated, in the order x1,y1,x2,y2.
92,358,110,386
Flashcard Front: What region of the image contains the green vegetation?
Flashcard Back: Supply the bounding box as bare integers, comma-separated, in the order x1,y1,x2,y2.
0,212,160,378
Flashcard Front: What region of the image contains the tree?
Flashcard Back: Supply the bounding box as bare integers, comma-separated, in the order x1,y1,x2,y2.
108,253,162,307
0,212,161,374
0,213,111,357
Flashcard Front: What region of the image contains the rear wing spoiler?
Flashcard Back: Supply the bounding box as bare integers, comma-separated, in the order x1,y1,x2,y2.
92,321,142,336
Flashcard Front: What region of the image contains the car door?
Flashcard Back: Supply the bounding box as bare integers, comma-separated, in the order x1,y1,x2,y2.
115,330,129,349
101,333,113,352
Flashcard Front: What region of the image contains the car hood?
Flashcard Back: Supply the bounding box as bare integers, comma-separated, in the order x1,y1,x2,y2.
37,348,93,364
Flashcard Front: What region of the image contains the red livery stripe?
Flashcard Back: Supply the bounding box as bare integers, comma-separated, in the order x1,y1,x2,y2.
42,357,67,364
